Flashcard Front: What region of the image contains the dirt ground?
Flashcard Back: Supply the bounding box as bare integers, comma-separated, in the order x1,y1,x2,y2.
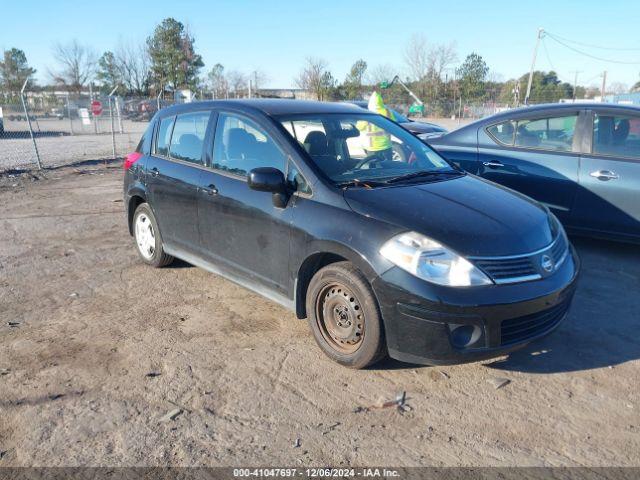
0,163,639,467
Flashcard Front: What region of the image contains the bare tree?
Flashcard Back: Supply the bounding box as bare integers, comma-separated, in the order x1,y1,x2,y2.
404,35,458,100
115,41,150,96
608,82,629,95
208,63,228,98
50,40,97,92
366,63,396,86
227,70,247,98
295,57,331,100
250,69,269,93
428,43,458,81
404,34,430,82
486,70,505,84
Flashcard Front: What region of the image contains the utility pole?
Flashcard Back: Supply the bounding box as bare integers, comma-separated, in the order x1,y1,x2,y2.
525,28,544,105
601,71,607,101
570,71,582,101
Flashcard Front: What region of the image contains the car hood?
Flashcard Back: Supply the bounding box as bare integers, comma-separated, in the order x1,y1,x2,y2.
343,175,554,257
402,121,447,134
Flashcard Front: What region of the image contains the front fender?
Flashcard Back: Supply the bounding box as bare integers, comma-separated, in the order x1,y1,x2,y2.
299,239,380,281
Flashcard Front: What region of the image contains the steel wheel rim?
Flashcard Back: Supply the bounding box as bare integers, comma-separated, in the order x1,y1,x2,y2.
315,282,364,354
135,213,155,260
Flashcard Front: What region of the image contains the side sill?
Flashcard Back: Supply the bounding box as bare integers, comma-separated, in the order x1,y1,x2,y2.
163,245,296,312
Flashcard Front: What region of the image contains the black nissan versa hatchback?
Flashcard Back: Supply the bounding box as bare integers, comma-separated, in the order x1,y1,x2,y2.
124,99,580,369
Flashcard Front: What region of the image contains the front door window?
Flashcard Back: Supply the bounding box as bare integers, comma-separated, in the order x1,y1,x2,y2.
212,113,287,176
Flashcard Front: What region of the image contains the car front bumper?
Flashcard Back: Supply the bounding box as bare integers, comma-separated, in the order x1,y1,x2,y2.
371,245,580,365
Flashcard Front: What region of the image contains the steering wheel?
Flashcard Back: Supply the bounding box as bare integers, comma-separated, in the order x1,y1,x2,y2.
354,154,385,170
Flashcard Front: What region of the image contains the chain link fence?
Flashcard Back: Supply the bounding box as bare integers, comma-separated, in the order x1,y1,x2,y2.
0,90,151,173
0,94,42,171
0,89,514,174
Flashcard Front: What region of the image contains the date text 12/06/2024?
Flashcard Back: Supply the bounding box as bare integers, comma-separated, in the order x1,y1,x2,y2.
233,468,401,478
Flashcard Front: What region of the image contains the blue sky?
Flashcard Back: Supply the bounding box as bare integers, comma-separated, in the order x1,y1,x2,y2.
2,0,640,89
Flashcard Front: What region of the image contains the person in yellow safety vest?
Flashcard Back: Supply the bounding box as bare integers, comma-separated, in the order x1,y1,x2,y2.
357,91,397,161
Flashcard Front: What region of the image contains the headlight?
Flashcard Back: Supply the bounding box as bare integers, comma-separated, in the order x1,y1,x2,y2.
548,211,563,238
380,232,492,287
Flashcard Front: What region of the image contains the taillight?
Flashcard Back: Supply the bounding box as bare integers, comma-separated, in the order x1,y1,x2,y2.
124,152,143,170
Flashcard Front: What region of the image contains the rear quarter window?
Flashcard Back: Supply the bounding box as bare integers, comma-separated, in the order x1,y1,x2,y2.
155,116,175,156
136,120,155,154
487,121,516,145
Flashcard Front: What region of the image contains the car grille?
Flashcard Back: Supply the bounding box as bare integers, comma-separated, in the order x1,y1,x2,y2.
473,257,538,282
471,234,569,284
500,302,569,345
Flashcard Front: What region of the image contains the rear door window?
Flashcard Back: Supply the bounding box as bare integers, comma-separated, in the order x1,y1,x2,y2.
155,116,175,156
514,115,578,152
592,113,640,159
169,111,210,164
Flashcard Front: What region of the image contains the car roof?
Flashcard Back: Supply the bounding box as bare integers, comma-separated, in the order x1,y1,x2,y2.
159,99,366,117
483,102,640,123
441,102,640,137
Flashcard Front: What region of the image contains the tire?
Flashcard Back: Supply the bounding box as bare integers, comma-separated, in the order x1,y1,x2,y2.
306,261,386,369
132,203,174,268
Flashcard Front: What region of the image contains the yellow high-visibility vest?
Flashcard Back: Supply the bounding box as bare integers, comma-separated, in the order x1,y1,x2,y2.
357,92,396,151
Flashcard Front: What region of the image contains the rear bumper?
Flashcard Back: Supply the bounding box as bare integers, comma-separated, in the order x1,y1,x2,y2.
371,246,580,365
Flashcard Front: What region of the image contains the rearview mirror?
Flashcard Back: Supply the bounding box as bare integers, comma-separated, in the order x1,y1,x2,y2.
247,167,289,208
334,125,360,139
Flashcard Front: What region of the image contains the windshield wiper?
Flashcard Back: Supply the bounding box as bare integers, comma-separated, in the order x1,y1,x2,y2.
385,170,461,184
336,178,389,189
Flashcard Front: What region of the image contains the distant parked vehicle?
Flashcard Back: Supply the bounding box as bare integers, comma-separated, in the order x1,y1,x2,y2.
50,108,64,120
428,103,640,243
6,113,36,122
123,99,158,121
348,100,447,140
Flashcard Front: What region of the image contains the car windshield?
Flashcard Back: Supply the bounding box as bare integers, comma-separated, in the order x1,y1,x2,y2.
279,113,456,185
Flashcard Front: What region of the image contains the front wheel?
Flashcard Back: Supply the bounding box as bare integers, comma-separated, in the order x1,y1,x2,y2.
306,262,386,369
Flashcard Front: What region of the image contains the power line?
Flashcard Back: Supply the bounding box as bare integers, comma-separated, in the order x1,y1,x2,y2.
542,38,557,72
545,31,640,52
545,33,640,65
540,38,573,84
582,73,605,85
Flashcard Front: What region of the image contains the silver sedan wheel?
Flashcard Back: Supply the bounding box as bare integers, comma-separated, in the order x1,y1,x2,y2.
135,213,156,260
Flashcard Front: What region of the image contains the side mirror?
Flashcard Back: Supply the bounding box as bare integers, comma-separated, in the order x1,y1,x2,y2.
247,167,290,208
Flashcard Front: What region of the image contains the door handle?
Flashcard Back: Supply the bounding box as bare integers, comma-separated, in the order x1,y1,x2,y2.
150,167,160,177
590,170,619,181
200,184,218,196
482,160,504,168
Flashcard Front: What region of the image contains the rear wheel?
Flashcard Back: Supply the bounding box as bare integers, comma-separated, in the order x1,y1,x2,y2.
133,203,173,268
306,262,386,368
